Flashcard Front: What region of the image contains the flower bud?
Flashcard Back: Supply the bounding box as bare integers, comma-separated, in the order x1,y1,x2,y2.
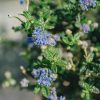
4,71,11,79
66,29,72,35
93,22,99,28
88,20,92,25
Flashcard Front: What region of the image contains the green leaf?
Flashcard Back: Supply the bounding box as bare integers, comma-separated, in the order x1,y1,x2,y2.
41,87,50,98
25,22,31,30
21,11,32,19
62,36,69,44
56,59,67,67
86,52,94,63
51,64,57,73
62,33,80,46
43,47,59,61
75,14,81,28
91,86,100,94
74,33,80,40
75,21,81,28
70,0,76,4
34,86,41,94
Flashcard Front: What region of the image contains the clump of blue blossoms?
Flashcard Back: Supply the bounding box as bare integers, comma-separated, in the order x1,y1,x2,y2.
59,96,65,100
27,27,59,46
48,88,65,100
48,88,57,100
32,68,57,87
81,24,90,33
79,0,97,10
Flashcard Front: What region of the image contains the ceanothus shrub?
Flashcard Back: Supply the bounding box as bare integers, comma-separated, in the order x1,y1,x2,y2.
12,0,100,100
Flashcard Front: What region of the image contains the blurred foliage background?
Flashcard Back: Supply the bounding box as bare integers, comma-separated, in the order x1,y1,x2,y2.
0,0,38,100
0,0,25,84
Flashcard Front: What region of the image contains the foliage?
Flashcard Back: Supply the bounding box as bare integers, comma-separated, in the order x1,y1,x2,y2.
12,0,100,100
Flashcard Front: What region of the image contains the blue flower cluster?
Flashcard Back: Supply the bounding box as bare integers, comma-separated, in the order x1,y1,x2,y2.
59,96,65,100
32,68,56,87
79,0,97,10
48,88,65,100
27,27,60,46
48,88,57,100
81,24,90,33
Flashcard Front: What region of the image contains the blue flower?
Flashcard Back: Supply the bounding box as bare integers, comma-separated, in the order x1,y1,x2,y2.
27,27,59,46
31,27,57,46
32,68,56,87
27,37,34,44
81,24,90,33
32,69,40,78
19,0,25,5
59,96,65,100
48,88,57,100
79,0,97,11
53,34,60,41
33,33,51,46
48,88,66,100
33,27,43,35
38,76,51,87
48,94,56,100
27,28,60,46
